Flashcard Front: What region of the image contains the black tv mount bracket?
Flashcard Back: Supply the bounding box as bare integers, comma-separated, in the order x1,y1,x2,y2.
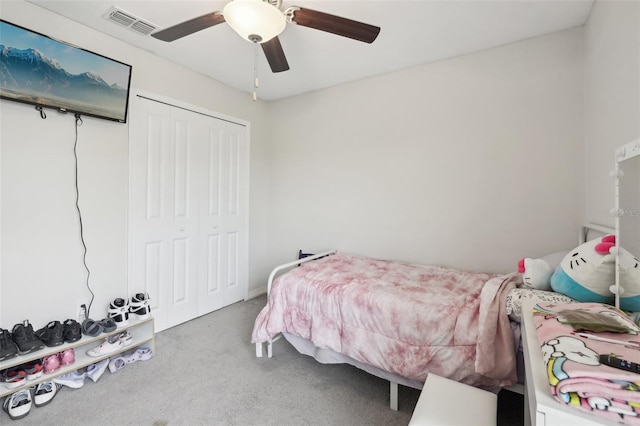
34,105,83,125
35,105,46,119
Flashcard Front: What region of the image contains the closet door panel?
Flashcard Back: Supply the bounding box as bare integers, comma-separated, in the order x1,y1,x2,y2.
198,121,247,314
221,124,248,306
131,99,199,331
164,109,200,328
131,95,248,332
206,234,221,294
226,230,240,303
144,241,162,317
131,99,170,330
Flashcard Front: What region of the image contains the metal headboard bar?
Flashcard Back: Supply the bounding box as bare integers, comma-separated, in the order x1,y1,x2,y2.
580,222,614,244
257,250,337,359
266,250,337,296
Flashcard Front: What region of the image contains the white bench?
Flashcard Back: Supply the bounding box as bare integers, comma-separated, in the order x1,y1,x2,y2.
409,374,497,426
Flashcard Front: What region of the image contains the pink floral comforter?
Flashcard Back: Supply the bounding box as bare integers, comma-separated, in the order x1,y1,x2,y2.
251,252,518,388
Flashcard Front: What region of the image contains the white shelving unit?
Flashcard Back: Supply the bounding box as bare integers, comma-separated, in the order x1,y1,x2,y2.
0,316,155,398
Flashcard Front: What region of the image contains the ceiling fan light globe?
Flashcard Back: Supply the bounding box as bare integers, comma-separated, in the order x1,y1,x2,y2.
223,0,286,43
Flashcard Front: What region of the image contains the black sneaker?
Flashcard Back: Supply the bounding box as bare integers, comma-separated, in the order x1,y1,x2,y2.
11,321,45,355
35,321,65,347
62,319,82,343
0,328,19,361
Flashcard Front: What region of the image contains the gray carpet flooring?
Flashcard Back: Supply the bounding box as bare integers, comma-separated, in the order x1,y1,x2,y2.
2,295,524,425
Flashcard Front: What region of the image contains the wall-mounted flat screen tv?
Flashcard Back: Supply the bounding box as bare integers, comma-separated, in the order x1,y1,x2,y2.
0,19,132,123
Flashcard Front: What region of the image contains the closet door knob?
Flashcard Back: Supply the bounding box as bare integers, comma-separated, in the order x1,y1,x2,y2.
179,227,185,232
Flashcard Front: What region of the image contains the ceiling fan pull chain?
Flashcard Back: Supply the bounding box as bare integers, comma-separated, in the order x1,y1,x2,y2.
253,41,259,102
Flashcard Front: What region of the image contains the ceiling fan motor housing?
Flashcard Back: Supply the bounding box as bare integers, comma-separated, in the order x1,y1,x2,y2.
223,0,286,44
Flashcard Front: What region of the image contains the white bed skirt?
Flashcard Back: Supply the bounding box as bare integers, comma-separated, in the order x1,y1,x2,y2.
282,326,526,392
282,332,425,390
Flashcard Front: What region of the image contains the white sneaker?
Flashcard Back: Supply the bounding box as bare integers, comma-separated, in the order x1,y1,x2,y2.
2,388,32,420
86,334,123,357
33,381,62,407
53,370,86,389
86,359,109,383
108,298,129,326
117,330,133,347
129,293,151,319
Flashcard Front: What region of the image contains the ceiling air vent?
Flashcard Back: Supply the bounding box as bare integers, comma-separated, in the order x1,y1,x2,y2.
130,20,157,36
103,6,157,36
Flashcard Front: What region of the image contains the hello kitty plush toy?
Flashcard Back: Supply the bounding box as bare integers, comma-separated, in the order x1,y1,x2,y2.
518,258,554,291
550,235,616,305
617,247,640,311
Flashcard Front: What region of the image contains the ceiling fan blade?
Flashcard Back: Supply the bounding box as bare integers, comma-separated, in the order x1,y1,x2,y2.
151,12,225,42
289,7,380,44
261,37,290,73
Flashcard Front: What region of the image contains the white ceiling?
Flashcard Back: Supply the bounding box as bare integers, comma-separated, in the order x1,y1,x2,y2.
26,0,595,101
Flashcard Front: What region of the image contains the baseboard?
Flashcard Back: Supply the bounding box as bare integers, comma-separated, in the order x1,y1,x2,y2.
247,287,267,300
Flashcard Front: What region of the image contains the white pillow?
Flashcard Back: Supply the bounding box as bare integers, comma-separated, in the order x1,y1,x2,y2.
540,250,569,269
506,288,576,323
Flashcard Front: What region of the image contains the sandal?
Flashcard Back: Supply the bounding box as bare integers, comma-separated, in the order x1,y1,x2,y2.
122,347,153,364
99,318,117,333
109,347,152,373
81,319,103,337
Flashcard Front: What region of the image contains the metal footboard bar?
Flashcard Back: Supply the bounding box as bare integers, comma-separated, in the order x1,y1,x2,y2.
256,250,338,358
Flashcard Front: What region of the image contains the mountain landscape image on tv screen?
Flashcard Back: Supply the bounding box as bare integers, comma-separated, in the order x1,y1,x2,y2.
0,20,132,122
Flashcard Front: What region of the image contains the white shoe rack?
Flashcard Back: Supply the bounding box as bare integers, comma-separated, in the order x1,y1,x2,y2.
0,316,155,398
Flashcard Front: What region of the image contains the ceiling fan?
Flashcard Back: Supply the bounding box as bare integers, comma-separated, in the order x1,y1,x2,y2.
150,0,381,73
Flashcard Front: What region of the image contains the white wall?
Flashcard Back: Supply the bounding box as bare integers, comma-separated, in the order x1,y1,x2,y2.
267,28,585,274
2,0,637,327
583,0,640,229
0,0,272,326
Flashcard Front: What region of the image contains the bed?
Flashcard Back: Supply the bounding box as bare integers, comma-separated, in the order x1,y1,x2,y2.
251,225,611,410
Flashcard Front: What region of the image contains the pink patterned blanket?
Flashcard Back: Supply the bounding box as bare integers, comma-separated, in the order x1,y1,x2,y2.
251,252,519,387
534,302,640,424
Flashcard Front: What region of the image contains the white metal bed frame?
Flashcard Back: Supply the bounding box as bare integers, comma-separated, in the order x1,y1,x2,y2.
254,227,614,410
255,250,337,359
253,250,412,409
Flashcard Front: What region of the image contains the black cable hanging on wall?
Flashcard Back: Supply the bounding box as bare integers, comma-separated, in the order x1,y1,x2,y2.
73,113,95,318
